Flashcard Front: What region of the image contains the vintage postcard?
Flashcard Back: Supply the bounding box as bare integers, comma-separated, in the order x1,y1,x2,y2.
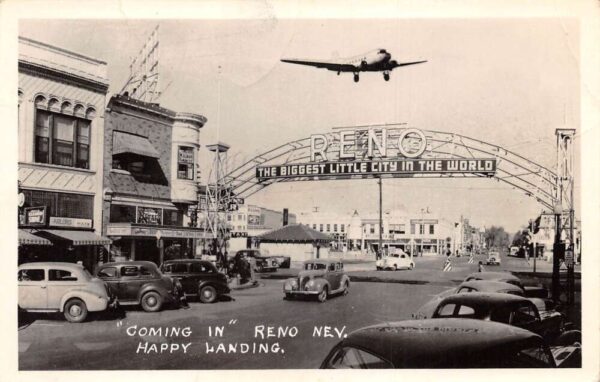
1,1,599,381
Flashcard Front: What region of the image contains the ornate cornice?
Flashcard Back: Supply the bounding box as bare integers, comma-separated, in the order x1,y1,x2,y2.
19,60,109,94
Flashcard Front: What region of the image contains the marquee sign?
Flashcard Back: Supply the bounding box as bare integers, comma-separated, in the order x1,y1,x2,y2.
256,128,497,181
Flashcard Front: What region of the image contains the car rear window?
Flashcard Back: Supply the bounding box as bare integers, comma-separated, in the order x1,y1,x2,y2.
49,269,77,281
326,346,391,369
140,266,154,276
18,269,44,281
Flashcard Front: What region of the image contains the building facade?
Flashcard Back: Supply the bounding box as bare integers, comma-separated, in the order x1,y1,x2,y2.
297,209,462,256
17,37,111,271
102,94,209,264
227,205,297,252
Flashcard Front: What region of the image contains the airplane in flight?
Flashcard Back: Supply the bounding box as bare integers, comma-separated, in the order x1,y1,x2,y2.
280,49,427,82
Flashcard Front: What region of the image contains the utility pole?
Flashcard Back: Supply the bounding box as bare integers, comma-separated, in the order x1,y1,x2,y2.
378,177,383,260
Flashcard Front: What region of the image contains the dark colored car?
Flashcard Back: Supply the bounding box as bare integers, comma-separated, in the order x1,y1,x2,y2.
232,249,279,272
464,271,548,298
95,261,181,312
161,259,230,303
431,292,569,343
320,318,581,368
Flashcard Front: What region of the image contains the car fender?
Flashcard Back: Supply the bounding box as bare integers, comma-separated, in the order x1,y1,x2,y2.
340,274,350,287
59,289,107,313
198,280,225,293
312,278,330,292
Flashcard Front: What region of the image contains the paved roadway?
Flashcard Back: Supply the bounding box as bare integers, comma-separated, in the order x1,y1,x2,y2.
19,251,577,370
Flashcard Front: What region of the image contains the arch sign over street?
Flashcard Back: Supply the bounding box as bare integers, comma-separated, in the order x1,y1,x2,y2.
256,128,496,180
224,125,559,210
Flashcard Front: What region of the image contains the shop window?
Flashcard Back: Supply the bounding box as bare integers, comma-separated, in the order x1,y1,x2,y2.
110,204,137,223
177,146,194,180
429,225,435,235
137,207,162,225
163,209,183,226
34,110,91,169
22,189,93,220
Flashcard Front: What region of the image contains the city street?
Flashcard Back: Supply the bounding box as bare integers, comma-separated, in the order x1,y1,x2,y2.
19,252,579,370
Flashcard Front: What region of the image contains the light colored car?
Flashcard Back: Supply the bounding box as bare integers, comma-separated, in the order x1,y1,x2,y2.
18,262,113,323
377,251,415,271
283,259,350,302
486,252,501,265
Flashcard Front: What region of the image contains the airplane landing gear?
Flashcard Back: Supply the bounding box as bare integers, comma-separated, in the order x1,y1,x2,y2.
353,73,359,83
337,71,341,76
383,72,390,81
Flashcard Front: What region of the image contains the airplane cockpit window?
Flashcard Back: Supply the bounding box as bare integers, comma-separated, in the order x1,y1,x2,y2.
378,49,387,54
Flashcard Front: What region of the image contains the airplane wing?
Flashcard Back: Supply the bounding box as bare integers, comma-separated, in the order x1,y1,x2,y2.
389,60,428,70
280,58,355,72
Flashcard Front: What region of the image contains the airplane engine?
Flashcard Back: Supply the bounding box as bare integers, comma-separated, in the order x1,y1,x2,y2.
360,60,368,69
389,60,398,67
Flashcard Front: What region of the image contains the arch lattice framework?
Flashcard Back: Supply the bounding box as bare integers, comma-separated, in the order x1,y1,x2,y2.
221,127,558,210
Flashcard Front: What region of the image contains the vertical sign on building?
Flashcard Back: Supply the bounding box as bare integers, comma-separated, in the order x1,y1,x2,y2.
283,208,289,226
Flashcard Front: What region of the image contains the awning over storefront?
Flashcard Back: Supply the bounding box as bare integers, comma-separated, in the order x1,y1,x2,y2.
113,131,160,158
18,229,52,246
38,229,112,246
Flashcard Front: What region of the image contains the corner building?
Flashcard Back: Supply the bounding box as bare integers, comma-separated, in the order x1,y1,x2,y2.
17,37,110,271
103,94,209,265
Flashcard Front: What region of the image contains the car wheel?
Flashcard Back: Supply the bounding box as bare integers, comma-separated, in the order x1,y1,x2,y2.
317,287,328,303
141,291,163,312
199,285,217,303
64,298,88,323
342,282,349,296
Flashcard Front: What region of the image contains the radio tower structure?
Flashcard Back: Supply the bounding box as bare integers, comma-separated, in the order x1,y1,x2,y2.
120,25,161,102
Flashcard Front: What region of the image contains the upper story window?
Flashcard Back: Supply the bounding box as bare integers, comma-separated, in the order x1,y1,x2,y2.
35,110,91,169
429,224,435,235
177,146,195,180
340,224,345,233
419,224,425,235
333,224,338,232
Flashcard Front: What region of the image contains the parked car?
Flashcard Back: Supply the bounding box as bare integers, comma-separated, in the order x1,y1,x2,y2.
376,251,414,271
413,280,525,319
232,249,279,272
486,252,501,265
320,318,581,368
464,271,548,298
95,261,181,312
18,262,115,323
161,259,230,303
283,259,350,302
430,292,568,343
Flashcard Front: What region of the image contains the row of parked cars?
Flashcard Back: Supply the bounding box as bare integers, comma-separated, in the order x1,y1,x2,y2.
319,270,581,368
18,258,232,323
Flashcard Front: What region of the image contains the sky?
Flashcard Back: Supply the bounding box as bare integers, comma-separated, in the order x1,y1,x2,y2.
18,18,580,233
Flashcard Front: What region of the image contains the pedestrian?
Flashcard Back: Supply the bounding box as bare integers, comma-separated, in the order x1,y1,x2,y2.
478,261,484,272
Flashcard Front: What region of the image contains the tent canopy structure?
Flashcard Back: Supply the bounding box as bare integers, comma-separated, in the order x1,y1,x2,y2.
258,224,332,244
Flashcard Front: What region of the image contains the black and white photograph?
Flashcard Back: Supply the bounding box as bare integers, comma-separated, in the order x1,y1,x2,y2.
1,0,599,380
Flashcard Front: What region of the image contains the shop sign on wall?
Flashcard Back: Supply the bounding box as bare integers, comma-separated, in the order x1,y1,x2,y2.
24,206,47,226
49,217,93,228
137,207,162,225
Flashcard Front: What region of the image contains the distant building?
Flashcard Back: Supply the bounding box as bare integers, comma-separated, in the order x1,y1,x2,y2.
227,205,296,251
17,37,111,271
297,208,462,256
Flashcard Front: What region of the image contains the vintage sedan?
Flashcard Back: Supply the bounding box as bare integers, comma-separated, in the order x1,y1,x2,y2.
464,271,548,298
320,318,581,368
161,259,230,303
96,261,181,312
283,259,350,302
413,280,525,319
18,262,114,323
430,292,568,343
376,251,414,271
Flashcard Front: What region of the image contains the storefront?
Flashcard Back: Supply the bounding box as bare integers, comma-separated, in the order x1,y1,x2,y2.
18,197,110,272
106,223,210,265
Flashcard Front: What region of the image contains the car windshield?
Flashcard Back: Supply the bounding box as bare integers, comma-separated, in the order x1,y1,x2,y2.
305,263,326,270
